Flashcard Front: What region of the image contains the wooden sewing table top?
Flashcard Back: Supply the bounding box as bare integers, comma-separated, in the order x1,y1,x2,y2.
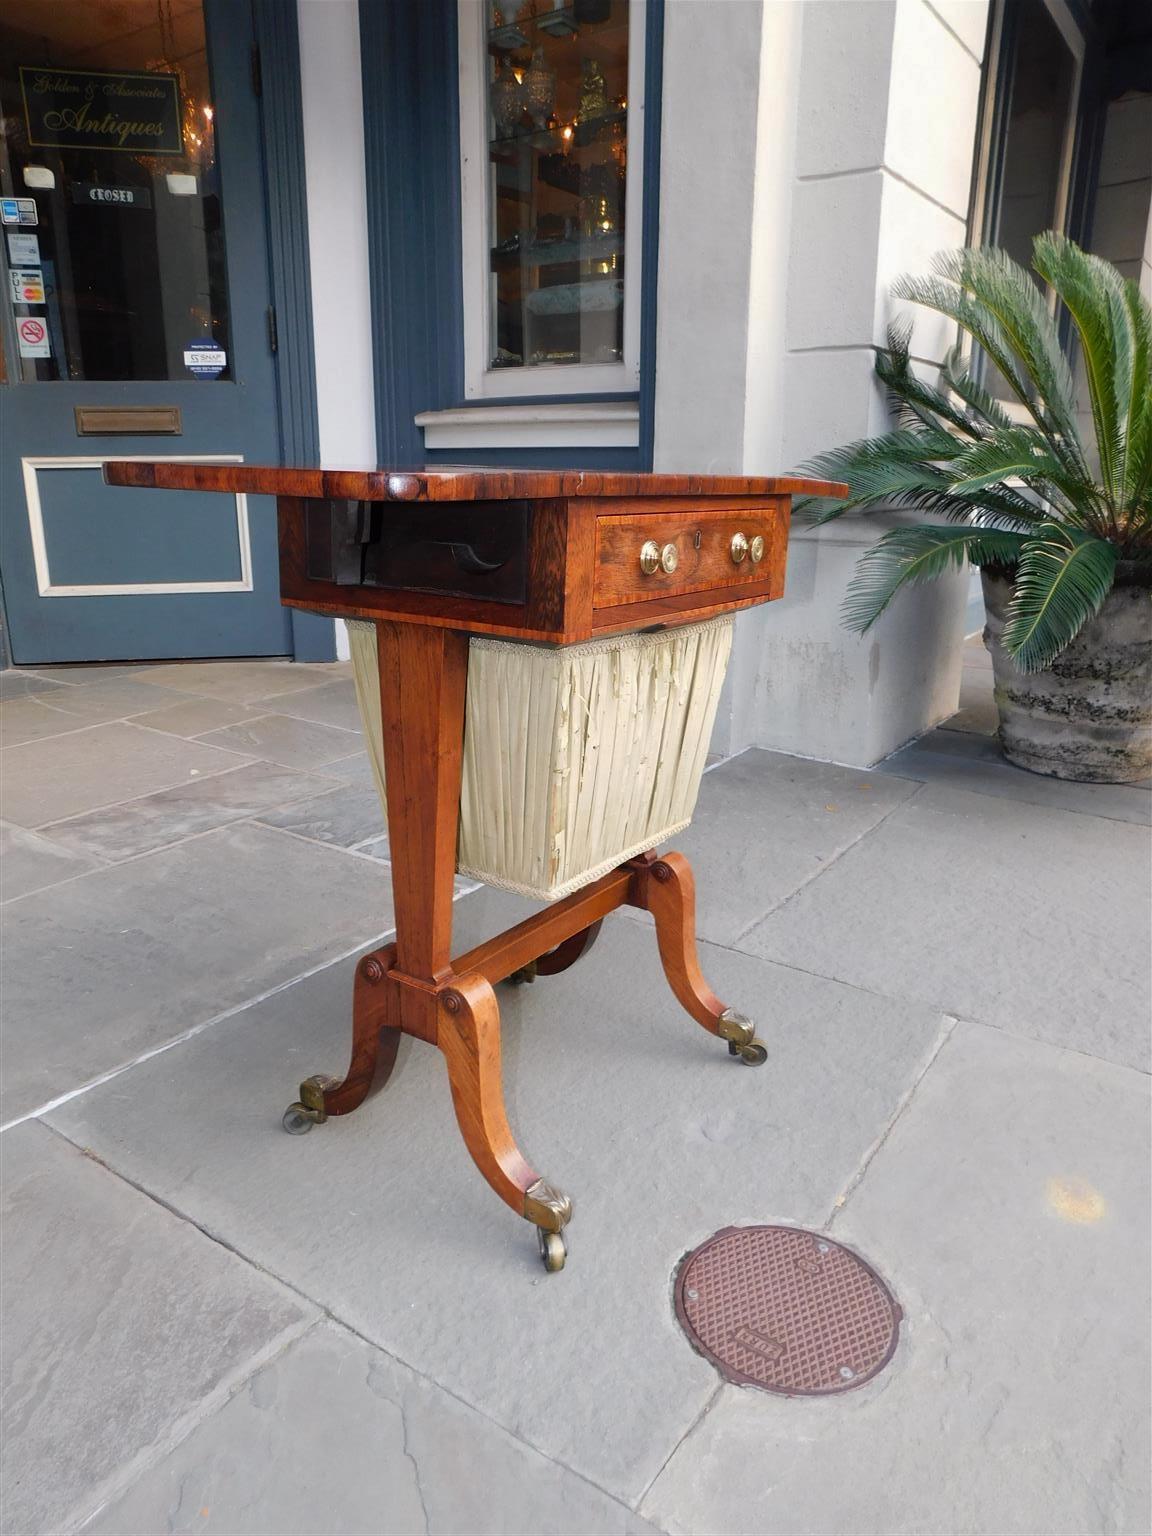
103,463,845,643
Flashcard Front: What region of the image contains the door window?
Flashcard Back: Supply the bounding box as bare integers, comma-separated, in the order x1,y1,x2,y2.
0,0,231,383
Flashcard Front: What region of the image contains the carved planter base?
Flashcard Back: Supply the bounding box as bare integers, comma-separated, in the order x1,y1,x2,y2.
981,570,1152,783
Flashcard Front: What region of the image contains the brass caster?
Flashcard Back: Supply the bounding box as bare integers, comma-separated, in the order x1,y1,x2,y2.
282,1102,320,1134
538,1227,567,1272
727,1040,768,1066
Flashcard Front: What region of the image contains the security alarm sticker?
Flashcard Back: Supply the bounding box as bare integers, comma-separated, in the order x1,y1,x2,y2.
6,231,39,264
9,268,45,304
183,339,226,378
17,316,50,357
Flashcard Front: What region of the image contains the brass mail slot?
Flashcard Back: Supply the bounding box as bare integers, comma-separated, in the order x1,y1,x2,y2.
74,405,182,436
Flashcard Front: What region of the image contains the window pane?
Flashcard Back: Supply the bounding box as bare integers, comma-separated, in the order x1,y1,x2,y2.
0,0,230,382
485,0,629,371
993,0,1076,271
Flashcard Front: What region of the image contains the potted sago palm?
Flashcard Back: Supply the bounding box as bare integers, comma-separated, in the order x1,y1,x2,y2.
801,233,1151,783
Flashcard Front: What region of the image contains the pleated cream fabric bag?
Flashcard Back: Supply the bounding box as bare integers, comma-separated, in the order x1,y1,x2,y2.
348,615,733,901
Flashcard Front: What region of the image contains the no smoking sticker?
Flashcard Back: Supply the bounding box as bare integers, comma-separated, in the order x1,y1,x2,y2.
18,317,50,357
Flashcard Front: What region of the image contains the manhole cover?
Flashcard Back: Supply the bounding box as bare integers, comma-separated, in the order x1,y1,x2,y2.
674,1225,901,1395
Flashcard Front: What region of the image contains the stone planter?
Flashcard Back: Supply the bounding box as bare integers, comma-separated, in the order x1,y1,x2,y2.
981,570,1152,782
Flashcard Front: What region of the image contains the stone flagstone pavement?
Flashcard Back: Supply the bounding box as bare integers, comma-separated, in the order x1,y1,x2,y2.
1,643,1149,1535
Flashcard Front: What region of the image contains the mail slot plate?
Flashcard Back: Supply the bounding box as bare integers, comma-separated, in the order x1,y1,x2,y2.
75,406,182,436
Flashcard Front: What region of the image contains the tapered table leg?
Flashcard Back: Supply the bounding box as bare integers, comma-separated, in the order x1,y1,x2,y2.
381,622,575,1266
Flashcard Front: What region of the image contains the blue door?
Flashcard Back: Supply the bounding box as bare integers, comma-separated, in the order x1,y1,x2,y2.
0,0,291,662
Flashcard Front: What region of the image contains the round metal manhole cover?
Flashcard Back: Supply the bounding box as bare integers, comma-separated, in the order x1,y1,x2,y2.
674,1225,901,1395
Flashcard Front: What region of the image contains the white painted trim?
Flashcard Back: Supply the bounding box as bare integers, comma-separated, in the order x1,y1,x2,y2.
22,455,251,598
415,400,640,448
456,0,645,399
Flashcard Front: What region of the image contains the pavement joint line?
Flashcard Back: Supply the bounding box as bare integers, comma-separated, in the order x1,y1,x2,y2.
304,751,381,782
701,744,751,775
825,1012,960,1230
1,715,155,751
727,779,929,948
27,757,291,839
46,1238,323,1536
713,931,1151,1080
38,1118,662,1529
874,759,1152,826
2,808,296,902
73,1322,323,1534
188,712,364,743
616,908,951,1016
635,1379,725,1515
0,926,397,1134
118,708,271,740
250,818,397,865
3,788,390,905
1,869,492,1131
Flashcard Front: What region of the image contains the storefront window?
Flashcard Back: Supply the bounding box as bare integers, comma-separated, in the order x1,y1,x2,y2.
458,0,645,398
987,0,1079,276
0,0,230,383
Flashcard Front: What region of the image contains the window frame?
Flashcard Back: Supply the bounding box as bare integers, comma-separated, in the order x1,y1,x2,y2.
970,0,1087,255
455,0,647,400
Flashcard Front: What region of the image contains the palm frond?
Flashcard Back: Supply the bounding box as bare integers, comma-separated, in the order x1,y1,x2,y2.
893,267,1090,490
946,426,1103,525
799,432,1045,528
1033,233,1134,510
935,246,1085,460
941,342,1014,431
875,323,984,439
1001,523,1117,672
841,526,1027,633
1120,276,1152,520
892,273,1056,440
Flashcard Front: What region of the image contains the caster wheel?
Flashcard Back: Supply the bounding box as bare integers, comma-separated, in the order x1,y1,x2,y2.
282,1103,315,1134
737,1041,768,1066
537,1228,567,1272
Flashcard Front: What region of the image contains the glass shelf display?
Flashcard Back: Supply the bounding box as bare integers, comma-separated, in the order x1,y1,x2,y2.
485,0,630,370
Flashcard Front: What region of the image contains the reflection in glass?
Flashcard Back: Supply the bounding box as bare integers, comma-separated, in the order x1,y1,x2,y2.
485,0,629,371
0,0,230,382
992,0,1076,275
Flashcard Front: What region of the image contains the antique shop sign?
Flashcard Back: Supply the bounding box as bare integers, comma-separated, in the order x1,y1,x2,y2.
20,67,183,154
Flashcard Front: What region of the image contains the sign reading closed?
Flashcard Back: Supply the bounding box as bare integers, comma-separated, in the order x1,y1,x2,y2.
19,66,184,155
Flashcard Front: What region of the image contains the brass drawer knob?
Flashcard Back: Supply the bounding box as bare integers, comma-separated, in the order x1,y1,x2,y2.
660,541,679,573
750,534,765,564
639,540,660,575
730,531,749,564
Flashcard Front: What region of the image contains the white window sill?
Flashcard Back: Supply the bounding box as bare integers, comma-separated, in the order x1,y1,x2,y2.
415,401,640,450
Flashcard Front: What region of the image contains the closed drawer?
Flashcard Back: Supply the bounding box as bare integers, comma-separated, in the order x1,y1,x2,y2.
593,503,786,609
